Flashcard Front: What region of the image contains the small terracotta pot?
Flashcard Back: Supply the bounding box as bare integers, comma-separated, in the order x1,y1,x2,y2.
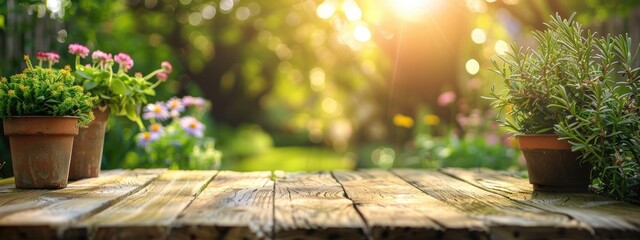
3,116,79,189
69,107,110,180
517,134,591,192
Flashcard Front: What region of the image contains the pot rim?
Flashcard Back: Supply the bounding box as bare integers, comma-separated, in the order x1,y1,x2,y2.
516,134,572,150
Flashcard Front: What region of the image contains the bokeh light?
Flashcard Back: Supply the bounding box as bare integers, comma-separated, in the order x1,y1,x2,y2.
354,24,371,42
494,40,509,55
465,59,480,75
471,28,486,44
316,1,337,19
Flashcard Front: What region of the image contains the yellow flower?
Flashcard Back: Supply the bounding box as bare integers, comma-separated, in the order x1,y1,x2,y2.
393,114,414,128
423,114,440,126
7,90,15,96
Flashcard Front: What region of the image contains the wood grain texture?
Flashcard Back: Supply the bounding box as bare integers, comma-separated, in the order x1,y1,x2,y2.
0,169,163,240
442,168,640,240
169,171,274,240
393,169,593,240
332,170,488,240
274,172,368,240
77,170,216,240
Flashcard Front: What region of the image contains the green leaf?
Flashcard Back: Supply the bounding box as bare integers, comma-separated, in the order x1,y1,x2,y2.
83,80,98,90
110,78,127,95
75,70,92,80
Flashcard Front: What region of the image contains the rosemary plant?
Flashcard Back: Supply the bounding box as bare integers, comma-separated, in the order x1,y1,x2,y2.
489,13,640,202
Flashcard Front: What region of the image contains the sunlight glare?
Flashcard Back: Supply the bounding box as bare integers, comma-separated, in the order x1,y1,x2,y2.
465,59,480,75
494,40,509,55
471,28,486,44
317,1,337,19
342,0,362,21
354,24,371,42
389,0,441,21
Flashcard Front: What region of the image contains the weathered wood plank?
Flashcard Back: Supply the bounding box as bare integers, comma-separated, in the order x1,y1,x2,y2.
0,169,163,240
333,170,488,240
169,171,274,240
393,169,594,240
76,170,216,240
274,172,368,239
442,168,640,240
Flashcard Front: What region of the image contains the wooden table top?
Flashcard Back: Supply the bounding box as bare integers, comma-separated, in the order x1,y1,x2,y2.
1,168,639,240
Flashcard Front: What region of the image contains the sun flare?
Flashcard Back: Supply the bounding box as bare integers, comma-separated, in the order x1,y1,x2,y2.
389,0,441,21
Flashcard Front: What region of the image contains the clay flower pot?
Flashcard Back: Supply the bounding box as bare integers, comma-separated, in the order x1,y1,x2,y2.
3,116,79,189
69,107,110,180
517,134,591,192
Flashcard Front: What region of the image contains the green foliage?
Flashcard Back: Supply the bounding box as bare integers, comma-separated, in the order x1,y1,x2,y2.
70,50,169,129
0,56,97,125
490,13,640,202
488,13,591,134
552,33,640,202
406,109,522,170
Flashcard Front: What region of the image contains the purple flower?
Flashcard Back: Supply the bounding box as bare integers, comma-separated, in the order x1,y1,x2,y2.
165,97,185,117
143,102,170,120
161,61,173,73
149,123,164,135
114,53,134,72
180,116,205,138
68,44,90,58
137,132,161,147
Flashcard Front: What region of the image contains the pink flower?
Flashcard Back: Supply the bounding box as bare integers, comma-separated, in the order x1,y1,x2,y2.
68,44,90,58
114,53,134,72
180,116,205,138
45,52,60,63
437,91,456,106
36,52,48,61
182,96,206,107
161,61,172,73
157,72,168,81
92,50,112,64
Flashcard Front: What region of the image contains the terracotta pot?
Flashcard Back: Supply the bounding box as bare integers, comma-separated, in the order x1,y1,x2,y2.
3,116,79,189
69,107,110,180
517,134,591,192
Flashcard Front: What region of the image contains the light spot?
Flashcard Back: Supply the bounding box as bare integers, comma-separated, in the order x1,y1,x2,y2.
465,59,480,75
471,28,486,44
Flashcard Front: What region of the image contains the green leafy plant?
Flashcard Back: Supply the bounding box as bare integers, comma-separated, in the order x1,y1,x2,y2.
552,33,640,202
0,54,97,125
67,44,171,129
489,13,640,202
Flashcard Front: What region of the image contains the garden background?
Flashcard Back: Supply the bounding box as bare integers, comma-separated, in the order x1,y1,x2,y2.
1,0,640,177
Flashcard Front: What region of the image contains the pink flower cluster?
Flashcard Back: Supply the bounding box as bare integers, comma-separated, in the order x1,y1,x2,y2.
114,53,134,72
36,52,60,63
68,43,90,58
91,50,113,65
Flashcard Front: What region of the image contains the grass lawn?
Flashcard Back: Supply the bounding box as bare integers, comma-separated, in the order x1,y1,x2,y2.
234,147,355,171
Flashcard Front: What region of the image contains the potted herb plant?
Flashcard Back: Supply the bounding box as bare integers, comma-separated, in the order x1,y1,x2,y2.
67,43,172,180
490,13,640,198
487,13,595,192
0,53,97,189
